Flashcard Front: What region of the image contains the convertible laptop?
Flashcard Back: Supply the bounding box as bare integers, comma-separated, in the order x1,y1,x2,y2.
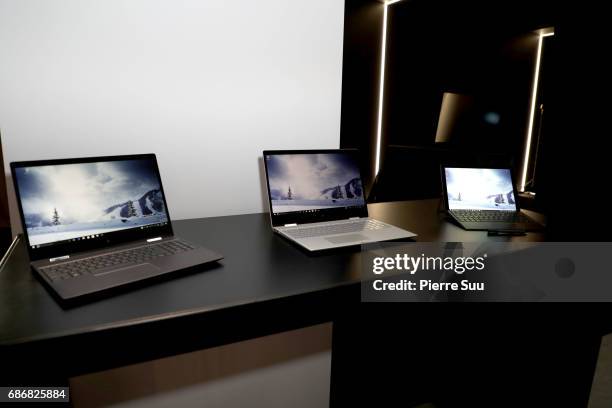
441,165,544,231
11,154,222,302
263,150,416,251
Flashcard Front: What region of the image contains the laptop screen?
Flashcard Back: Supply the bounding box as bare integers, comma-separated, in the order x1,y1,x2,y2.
264,151,366,217
13,157,170,250
444,167,517,211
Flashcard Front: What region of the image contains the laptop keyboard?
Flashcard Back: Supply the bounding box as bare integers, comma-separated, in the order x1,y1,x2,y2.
284,219,389,239
41,240,196,282
452,210,532,223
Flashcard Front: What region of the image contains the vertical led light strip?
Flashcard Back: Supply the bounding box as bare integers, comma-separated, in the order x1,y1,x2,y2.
375,0,404,176
520,31,554,191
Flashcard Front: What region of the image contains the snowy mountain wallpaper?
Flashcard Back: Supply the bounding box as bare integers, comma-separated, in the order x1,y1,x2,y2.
14,159,168,246
445,167,517,210
266,153,365,214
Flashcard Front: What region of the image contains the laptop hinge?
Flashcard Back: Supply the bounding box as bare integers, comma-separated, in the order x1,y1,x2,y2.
349,217,360,220
49,255,70,262
284,223,298,227
147,237,163,242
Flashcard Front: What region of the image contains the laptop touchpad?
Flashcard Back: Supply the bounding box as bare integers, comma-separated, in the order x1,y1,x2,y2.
325,234,367,244
94,263,159,277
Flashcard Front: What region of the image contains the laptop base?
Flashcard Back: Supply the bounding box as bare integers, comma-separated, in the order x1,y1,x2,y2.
275,218,417,252
449,216,544,232
33,237,222,302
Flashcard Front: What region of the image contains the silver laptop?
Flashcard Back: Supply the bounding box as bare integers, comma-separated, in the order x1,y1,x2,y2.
263,149,416,251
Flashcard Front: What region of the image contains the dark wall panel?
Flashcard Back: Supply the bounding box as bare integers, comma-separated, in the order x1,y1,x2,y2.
384,0,555,155
341,0,558,196
339,0,384,190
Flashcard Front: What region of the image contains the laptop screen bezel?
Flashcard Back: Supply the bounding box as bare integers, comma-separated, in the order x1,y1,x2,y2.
11,153,175,261
440,164,522,212
263,149,369,227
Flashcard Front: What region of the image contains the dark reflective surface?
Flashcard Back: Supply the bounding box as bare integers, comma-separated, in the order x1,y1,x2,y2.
0,199,546,346
0,200,546,382
0,213,361,346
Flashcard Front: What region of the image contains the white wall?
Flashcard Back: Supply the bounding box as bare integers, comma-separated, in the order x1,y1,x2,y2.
0,0,344,232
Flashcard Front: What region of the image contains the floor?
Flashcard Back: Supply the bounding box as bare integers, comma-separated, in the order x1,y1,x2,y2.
68,327,612,408
589,333,612,408
70,323,332,408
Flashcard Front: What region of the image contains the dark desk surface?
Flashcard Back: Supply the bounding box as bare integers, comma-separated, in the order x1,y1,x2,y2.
368,199,545,242
0,199,545,380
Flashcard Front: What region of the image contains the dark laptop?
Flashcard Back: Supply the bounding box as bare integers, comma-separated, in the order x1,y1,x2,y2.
11,154,222,302
263,149,416,251
441,165,544,231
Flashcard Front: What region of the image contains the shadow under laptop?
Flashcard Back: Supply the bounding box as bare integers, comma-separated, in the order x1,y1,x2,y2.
37,260,224,309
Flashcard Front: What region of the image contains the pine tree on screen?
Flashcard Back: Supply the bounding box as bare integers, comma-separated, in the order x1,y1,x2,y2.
52,208,60,225
126,200,137,217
